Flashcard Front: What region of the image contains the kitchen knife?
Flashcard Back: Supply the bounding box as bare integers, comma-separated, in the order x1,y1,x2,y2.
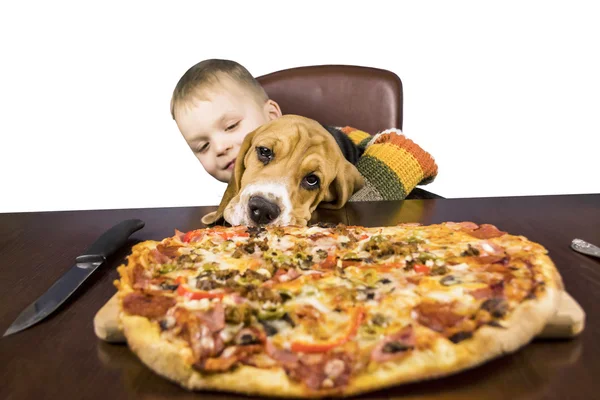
3,218,145,337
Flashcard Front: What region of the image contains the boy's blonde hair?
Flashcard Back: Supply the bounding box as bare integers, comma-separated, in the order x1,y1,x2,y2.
170,59,268,119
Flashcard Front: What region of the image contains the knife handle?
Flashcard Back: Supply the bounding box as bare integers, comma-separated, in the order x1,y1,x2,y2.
75,219,145,263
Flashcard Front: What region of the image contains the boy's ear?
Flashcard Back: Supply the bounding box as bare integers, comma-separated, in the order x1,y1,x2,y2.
201,130,258,226
265,99,282,121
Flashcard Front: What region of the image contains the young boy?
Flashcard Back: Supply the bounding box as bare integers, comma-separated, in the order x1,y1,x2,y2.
171,59,439,201
170,59,282,183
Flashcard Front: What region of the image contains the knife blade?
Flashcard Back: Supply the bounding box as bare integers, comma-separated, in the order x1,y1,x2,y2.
3,218,145,337
571,238,600,259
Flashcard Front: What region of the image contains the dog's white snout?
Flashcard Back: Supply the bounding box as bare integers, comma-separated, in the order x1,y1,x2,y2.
229,181,293,226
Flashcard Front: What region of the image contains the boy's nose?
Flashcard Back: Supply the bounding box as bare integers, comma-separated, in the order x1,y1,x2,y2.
214,142,233,156
248,196,281,225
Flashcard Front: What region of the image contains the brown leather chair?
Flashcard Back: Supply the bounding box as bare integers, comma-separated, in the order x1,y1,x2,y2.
257,64,403,134
256,65,442,199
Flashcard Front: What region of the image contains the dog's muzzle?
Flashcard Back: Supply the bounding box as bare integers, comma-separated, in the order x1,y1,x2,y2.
224,181,294,226
248,195,281,225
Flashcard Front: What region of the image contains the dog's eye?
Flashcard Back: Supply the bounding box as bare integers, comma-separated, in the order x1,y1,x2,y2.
301,174,320,190
256,146,273,165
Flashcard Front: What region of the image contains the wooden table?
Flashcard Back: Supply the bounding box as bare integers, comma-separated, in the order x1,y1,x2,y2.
1,194,599,399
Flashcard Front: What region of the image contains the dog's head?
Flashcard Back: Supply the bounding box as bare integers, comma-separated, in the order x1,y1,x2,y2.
201,115,364,227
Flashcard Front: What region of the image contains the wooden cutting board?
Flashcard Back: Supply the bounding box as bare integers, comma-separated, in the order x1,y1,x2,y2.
94,290,585,343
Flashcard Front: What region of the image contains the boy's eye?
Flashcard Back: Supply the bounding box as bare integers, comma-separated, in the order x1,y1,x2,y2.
225,121,240,132
197,143,209,153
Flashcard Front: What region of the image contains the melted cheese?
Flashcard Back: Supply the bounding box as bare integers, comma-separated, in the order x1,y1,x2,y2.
275,235,295,250
304,226,326,235
426,287,466,302
450,263,470,271
291,295,331,314
268,319,294,336
481,243,495,254
219,323,243,342
183,298,212,310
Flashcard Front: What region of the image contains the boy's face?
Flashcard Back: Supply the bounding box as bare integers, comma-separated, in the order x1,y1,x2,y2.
175,79,281,183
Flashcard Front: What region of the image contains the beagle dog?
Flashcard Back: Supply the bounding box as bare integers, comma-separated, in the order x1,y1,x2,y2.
201,115,365,227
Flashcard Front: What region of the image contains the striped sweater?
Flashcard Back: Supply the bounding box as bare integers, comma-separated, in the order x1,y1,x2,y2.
338,126,438,202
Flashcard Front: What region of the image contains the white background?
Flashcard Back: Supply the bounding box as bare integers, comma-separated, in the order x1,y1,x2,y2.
1,1,599,213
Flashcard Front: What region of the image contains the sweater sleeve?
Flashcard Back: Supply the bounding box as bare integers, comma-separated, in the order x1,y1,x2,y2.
339,127,438,200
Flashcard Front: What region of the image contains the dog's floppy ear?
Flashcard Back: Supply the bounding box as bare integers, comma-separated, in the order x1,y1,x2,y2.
320,161,365,209
201,131,257,226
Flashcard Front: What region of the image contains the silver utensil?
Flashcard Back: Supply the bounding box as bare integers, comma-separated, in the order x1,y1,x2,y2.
571,238,600,259
3,219,145,337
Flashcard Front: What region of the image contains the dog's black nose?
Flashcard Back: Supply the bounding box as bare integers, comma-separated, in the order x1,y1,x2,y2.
248,196,280,225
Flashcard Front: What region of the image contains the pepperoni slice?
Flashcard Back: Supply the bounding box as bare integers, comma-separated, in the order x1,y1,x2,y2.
122,292,175,319
446,222,506,239
446,221,479,230
468,224,506,239
415,302,465,332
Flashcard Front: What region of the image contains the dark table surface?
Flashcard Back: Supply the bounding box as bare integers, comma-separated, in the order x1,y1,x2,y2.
1,194,599,400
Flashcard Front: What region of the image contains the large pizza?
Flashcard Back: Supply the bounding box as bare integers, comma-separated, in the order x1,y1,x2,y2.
114,221,563,398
